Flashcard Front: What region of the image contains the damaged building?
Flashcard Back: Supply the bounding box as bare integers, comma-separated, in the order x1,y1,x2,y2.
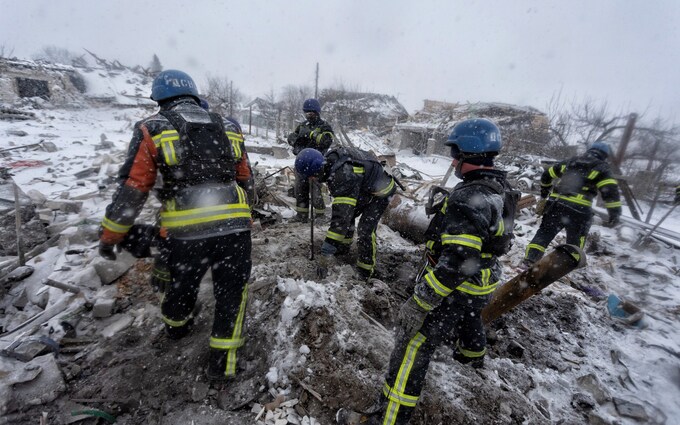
390,99,552,156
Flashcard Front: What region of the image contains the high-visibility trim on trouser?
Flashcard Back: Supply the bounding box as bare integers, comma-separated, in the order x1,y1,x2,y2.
101,217,132,234
294,206,309,213
525,243,546,259
160,203,251,227
357,231,377,272
163,314,191,327
457,341,487,358
383,333,426,425
209,283,249,376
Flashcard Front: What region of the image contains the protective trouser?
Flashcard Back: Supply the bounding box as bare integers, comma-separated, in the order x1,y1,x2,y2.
161,231,252,376
524,200,592,264
294,170,325,217
379,293,490,425
353,195,391,278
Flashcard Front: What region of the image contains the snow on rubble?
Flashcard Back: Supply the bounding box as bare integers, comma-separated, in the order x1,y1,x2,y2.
0,87,679,423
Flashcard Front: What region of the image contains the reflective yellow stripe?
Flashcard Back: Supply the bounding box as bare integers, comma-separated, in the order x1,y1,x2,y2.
560,165,566,173
424,270,453,297
231,138,242,158
456,279,499,296
101,217,132,233
153,130,180,166
605,201,622,208
525,243,545,258
294,206,310,213
160,203,251,227
152,267,170,282
494,219,505,237
225,131,243,143
550,193,593,207
540,182,552,187
209,283,248,376
426,240,435,251
548,166,559,179
480,253,493,258
162,315,191,327
325,230,345,242
413,294,434,311
332,197,357,206
596,178,618,188
357,261,373,271
579,236,586,249
441,234,482,250
588,170,600,180
457,341,486,358
314,131,333,144
373,178,395,197
352,166,365,174
383,333,426,423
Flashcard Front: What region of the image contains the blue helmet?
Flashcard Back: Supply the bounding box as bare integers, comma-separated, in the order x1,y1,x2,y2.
302,98,321,113
199,97,210,111
588,142,612,158
150,69,199,102
445,118,502,155
295,148,325,177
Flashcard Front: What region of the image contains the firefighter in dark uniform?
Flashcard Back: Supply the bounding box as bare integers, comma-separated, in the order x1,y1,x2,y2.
287,98,335,222
150,101,256,295
98,70,253,382
367,118,517,425
521,142,621,269
294,146,397,281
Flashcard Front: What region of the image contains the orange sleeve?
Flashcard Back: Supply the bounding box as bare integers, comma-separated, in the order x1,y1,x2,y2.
125,125,158,192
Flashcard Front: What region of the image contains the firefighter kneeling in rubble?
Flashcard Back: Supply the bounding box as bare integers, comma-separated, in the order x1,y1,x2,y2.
365,119,517,425
98,70,253,382
294,146,397,281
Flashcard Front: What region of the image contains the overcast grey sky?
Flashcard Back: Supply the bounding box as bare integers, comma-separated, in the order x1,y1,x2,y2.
2,0,679,122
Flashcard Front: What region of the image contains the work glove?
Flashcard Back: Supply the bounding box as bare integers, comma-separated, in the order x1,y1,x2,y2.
98,241,118,261
398,296,429,340
316,254,331,279
540,187,551,199
535,199,548,216
298,126,312,140
317,241,337,279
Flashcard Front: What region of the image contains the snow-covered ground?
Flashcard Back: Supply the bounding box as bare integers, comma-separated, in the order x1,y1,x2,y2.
0,100,679,424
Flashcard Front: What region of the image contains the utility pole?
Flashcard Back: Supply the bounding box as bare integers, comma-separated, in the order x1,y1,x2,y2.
229,80,234,117
314,62,319,98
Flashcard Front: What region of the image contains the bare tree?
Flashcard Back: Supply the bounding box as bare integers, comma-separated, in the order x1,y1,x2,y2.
32,46,81,66
0,45,15,59
280,84,313,130
203,75,243,117
149,54,163,75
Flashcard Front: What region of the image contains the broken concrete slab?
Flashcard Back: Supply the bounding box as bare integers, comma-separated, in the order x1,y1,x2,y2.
45,199,83,214
100,314,133,338
2,354,66,415
93,251,137,285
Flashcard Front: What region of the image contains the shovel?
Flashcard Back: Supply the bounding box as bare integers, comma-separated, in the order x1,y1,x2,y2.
631,204,677,250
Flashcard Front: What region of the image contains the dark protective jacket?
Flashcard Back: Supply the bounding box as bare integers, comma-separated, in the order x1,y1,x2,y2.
415,169,518,309
540,150,622,216
320,147,396,248
101,97,252,244
287,116,334,155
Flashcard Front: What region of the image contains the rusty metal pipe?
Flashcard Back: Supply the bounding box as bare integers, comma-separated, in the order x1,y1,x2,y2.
482,244,586,324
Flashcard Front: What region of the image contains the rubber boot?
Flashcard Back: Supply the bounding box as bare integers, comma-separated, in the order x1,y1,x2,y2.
206,348,229,382
165,317,193,340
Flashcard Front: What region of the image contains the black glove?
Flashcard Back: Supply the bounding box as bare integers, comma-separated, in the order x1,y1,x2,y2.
298,126,312,139
98,241,118,261
398,297,429,340
540,187,551,198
